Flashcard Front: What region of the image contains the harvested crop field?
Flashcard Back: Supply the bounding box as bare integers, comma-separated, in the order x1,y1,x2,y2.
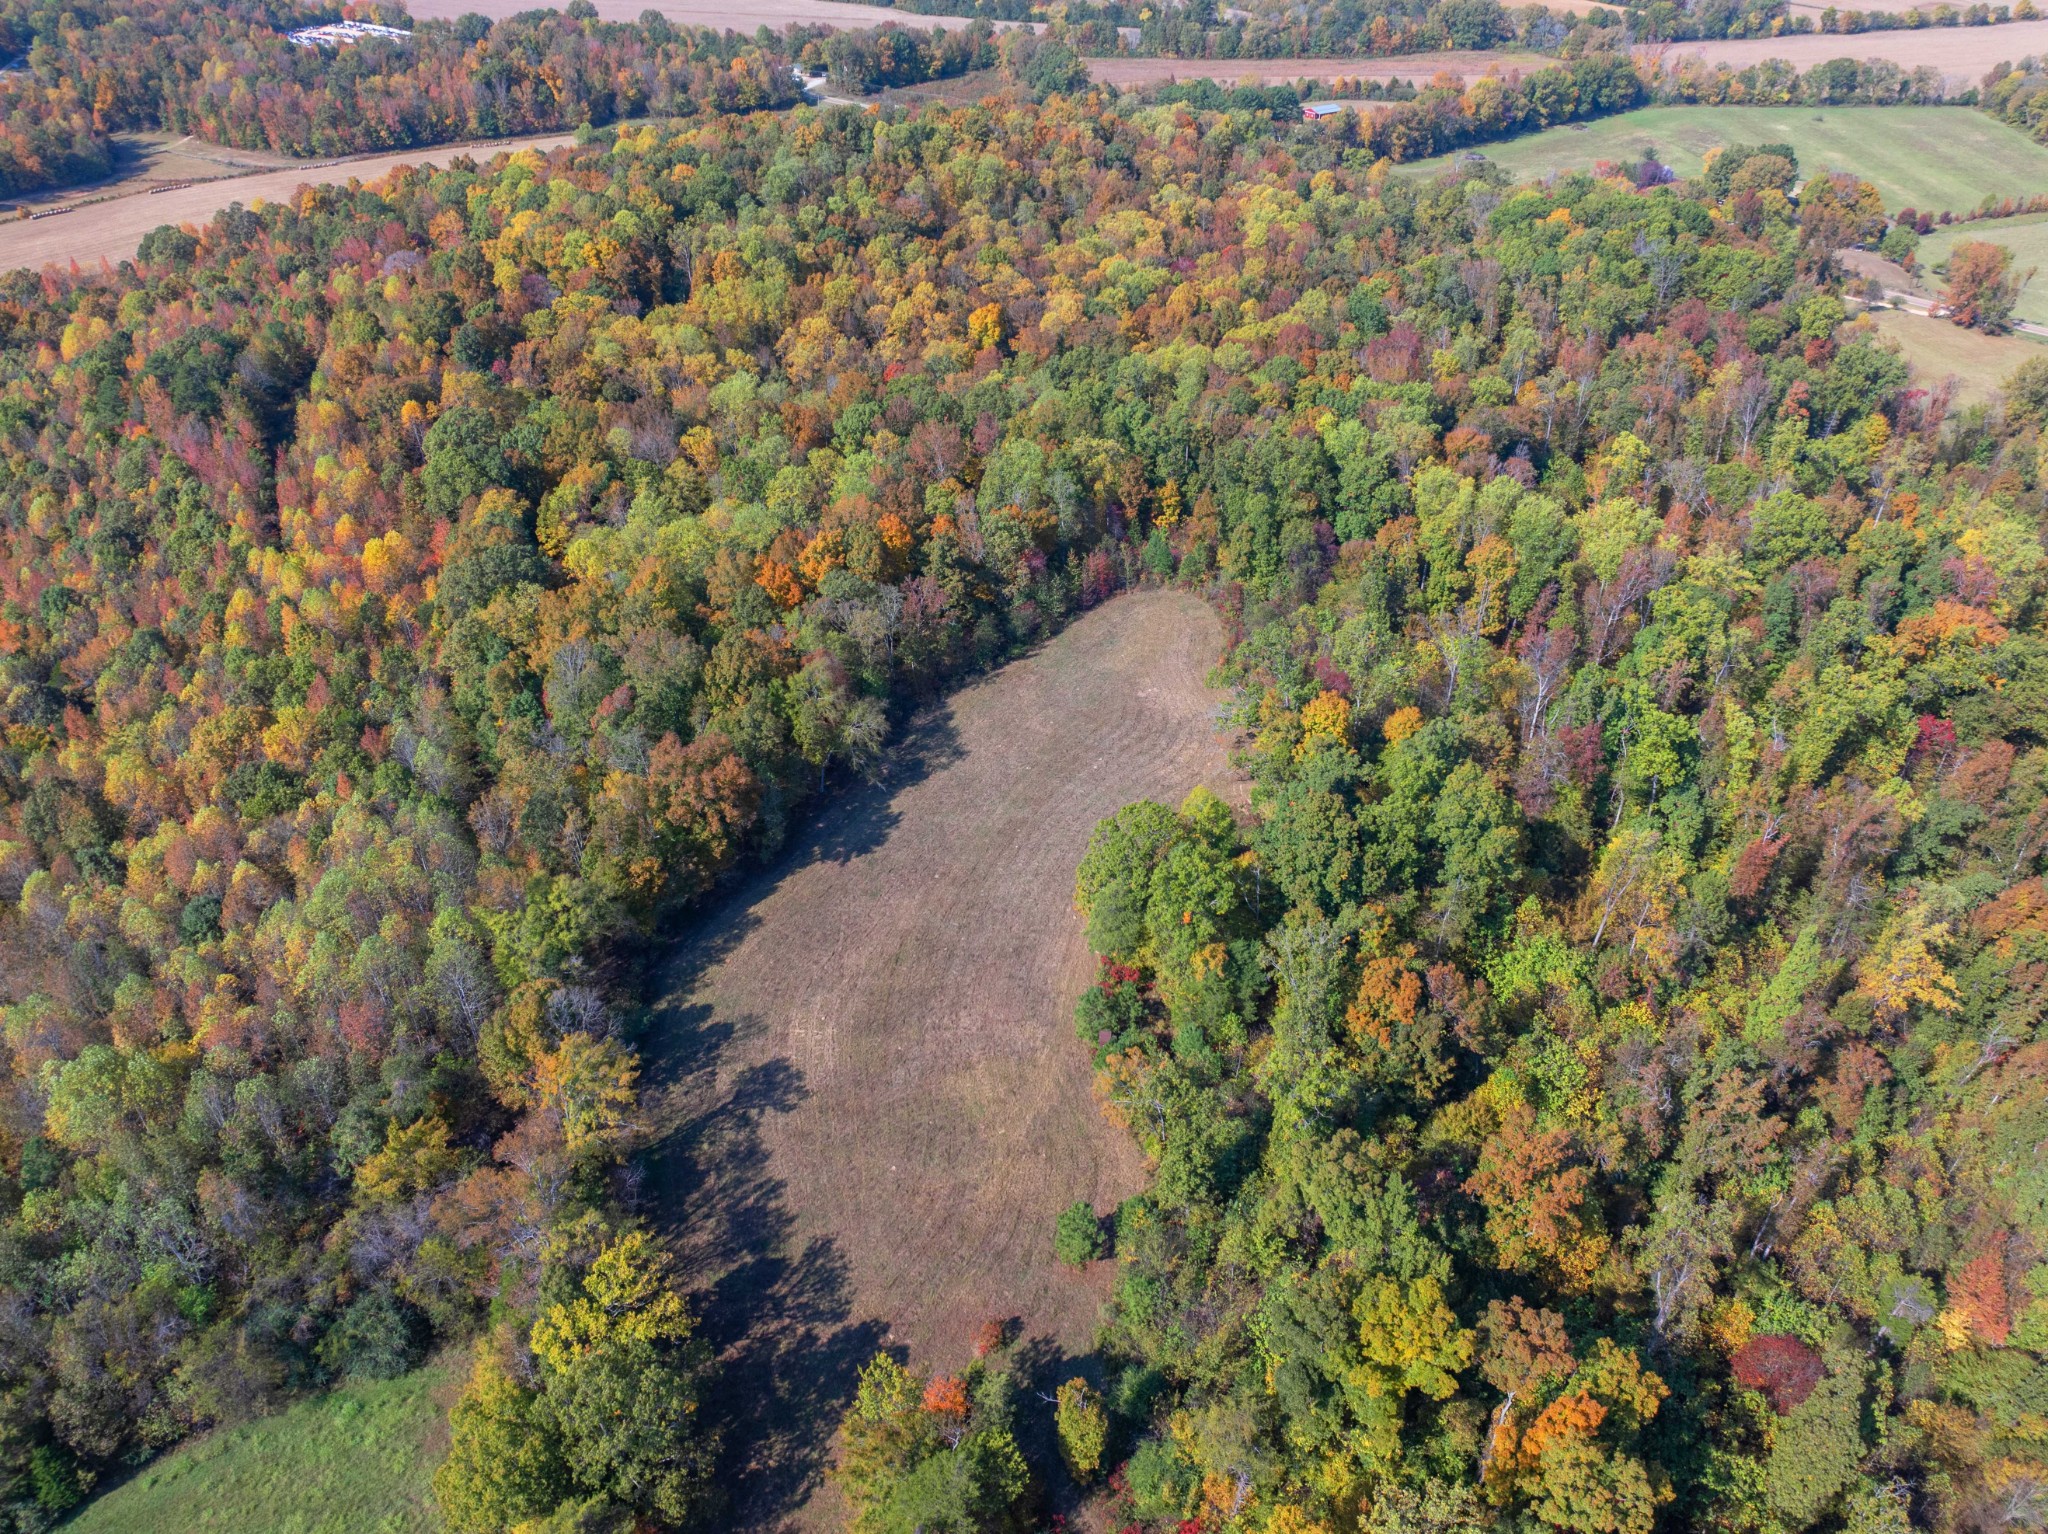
404,0,1028,31
1087,48,1548,85
646,590,1238,1530
0,132,575,272
1652,19,2048,86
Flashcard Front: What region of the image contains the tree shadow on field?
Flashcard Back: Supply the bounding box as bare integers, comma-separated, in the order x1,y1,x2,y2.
1008,1331,1116,1525
641,703,968,1529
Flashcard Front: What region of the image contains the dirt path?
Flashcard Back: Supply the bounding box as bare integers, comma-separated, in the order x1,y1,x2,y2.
0,132,576,272
646,590,1237,1532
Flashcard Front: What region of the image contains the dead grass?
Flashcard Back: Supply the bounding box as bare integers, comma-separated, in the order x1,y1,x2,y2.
1648,19,2048,86
646,590,1237,1532
0,132,576,271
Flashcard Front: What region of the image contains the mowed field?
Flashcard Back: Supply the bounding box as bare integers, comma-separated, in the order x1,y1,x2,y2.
66,1362,456,1534
1406,105,2048,212
646,590,1237,1530
1868,305,2046,402
0,132,575,272
1919,212,2048,326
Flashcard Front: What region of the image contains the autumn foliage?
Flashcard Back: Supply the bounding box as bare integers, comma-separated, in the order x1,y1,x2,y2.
1730,1335,1826,1415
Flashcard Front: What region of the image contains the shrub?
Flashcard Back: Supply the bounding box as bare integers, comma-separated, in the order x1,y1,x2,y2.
1055,1377,1109,1482
317,1287,425,1382
1054,1201,1106,1266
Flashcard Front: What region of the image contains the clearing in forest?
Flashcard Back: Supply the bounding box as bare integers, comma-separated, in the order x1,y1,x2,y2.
1404,105,2048,214
645,590,1238,1530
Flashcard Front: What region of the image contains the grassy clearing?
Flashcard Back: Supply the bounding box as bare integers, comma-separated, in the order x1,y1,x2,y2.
651,591,1237,1529
1406,105,2048,212
1867,306,2046,404
1917,213,2048,328
66,1364,454,1534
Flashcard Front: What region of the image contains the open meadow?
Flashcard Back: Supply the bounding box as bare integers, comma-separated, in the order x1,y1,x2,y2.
1403,104,2048,211
1916,212,2048,326
64,1364,456,1534
1865,304,2046,402
646,590,1237,1530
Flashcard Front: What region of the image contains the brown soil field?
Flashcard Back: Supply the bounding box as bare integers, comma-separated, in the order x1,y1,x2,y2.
1087,48,1548,84
0,132,575,272
404,0,1030,31
645,590,1238,1531
1652,19,2048,82
1087,22,2048,92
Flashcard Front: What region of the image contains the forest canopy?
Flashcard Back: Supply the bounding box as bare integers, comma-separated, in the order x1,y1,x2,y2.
0,37,2041,1534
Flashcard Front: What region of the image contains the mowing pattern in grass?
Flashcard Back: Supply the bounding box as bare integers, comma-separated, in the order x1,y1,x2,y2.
1917,212,2048,328
66,1365,452,1534
649,590,1237,1531
1406,105,2048,213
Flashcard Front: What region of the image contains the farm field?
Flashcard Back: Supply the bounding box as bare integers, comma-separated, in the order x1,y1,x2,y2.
1658,18,2048,86
2,131,309,216
1918,212,2048,327
403,0,1027,29
1868,304,2046,401
1404,105,2048,212
1087,48,1548,85
65,1363,456,1534
0,131,576,272
646,590,1237,1531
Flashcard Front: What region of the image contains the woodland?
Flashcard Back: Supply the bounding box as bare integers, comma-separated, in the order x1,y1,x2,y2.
0,4,2042,1532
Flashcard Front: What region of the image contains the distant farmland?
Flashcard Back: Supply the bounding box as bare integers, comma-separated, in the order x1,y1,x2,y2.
0,133,576,272
403,0,1031,30
1652,18,2048,87
1403,105,2048,214
1087,49,1548,86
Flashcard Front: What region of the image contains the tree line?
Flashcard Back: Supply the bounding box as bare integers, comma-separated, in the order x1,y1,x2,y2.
939,110,2047,1534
